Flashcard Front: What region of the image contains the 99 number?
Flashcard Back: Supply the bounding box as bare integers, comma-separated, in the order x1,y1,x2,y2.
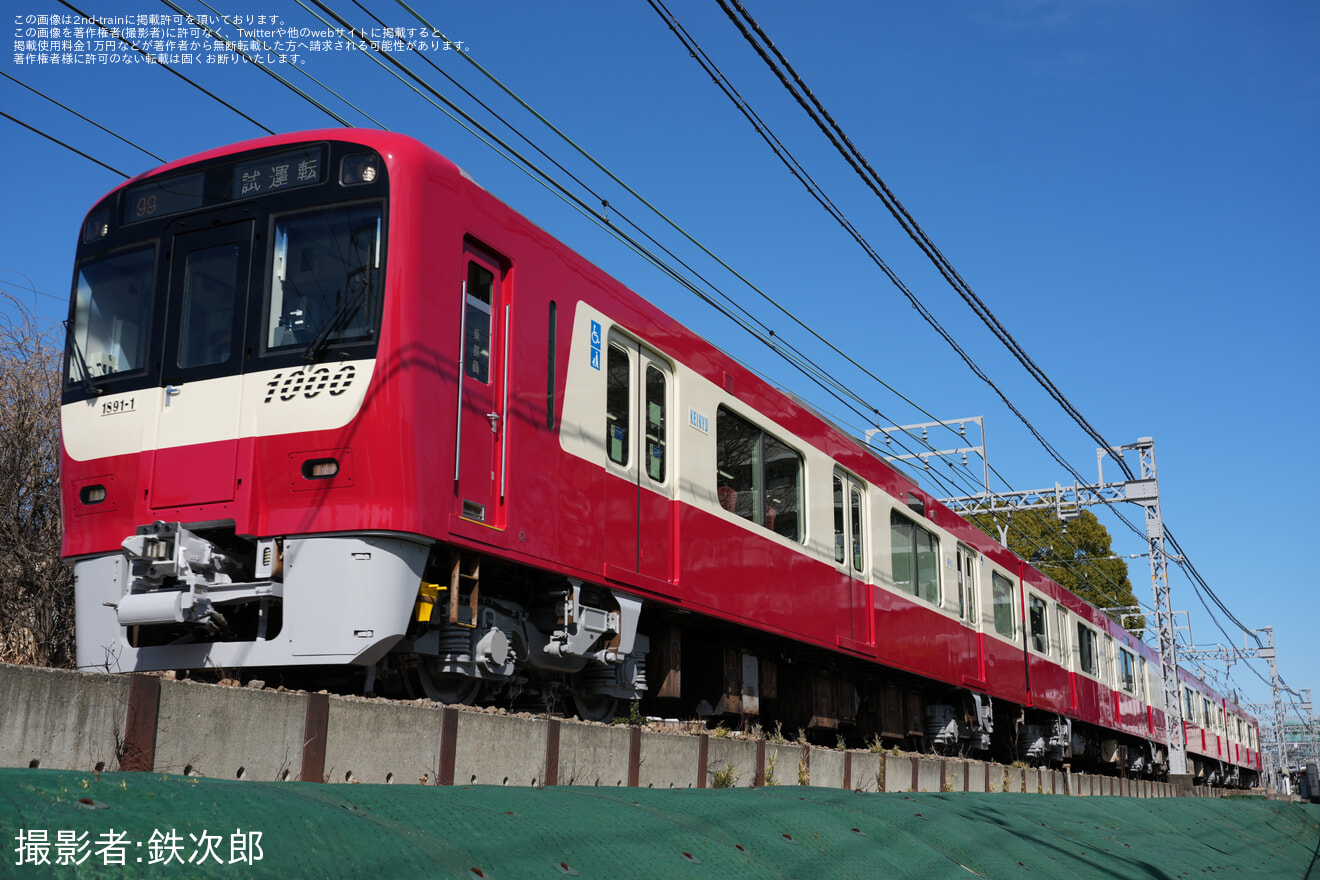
135,194,158,218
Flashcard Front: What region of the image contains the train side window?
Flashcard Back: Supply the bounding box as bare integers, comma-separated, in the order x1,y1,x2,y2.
1183,687,1197,723
1119,648,1136,694
715,406,802,541
606,343,630,465
1137,656,1147,699
1028,595,1047,653
890,511,939,604
991,573,1015,639
1077,623,1098,676
644,365,666,481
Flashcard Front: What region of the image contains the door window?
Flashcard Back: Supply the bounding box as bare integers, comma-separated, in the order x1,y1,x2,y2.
178,244,240,368
606,343,630,466
644,364,666,480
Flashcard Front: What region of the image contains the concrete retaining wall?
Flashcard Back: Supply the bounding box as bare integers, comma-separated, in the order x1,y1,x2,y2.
1,663,1226,798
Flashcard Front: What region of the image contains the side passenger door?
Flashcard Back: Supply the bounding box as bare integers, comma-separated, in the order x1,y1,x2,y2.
956,545,983,683
833,471,871,644
455,245,509,526
603,334,675,583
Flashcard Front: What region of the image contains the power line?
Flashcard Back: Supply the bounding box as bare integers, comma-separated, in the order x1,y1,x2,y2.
55,0,275,135
718,0,1131,482
325,0,1142,622
0,72,166,163
159,0,366,129
0,110,128,178
698,1,1271,662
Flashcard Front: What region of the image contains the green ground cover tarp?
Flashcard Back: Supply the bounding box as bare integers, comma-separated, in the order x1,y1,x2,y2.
2,768,1316,878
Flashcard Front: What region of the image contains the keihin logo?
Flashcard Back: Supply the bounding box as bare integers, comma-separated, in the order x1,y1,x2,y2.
264,364,357,403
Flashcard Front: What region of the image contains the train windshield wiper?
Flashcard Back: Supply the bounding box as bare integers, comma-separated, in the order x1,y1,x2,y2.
301,266,371,365
301,217,379,365
63,319,104,396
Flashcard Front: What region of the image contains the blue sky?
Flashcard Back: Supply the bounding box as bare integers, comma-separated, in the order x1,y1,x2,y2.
3,1,1317,730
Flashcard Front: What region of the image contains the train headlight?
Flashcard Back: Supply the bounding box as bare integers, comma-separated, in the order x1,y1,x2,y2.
79,484,107,504
83,211,110,243
340,153,380,186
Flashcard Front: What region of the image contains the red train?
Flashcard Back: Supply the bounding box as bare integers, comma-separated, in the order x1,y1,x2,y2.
61,130,1258,784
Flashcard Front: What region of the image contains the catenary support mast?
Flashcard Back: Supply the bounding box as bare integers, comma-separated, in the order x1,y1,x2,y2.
939,437,1188,775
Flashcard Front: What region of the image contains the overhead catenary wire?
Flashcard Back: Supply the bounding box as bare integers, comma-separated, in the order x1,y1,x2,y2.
184,0,392,130
692,1,1271,664
230,0,1146,628
13,4,1250,685
383,0,983,450
357,0,1150,625
0,110,128,178
718,0,1132,484
55,0,276,136
0,72,166,163
717,0,1266,671
157,0,360,128
7,0,1175,635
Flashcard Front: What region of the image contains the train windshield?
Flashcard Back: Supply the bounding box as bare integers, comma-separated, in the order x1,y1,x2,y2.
265,203,383,356
68,245,156,383
62,141,391,402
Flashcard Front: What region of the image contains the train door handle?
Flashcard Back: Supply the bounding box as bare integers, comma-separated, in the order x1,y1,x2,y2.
164,385,182,407
485,411,500,432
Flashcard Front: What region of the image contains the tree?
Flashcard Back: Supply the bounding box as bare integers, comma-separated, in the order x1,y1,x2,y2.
969,509,1146,635
0,293,75,666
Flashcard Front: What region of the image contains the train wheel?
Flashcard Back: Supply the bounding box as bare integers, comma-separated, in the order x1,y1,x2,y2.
572,692,617,724
413,658,481,705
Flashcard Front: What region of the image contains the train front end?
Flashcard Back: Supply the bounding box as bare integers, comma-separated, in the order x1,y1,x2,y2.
62,132,426,674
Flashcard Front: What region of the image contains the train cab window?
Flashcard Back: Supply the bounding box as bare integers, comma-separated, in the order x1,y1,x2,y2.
644,365,666,480
69,245,155,382
991,573,1015,639
178,243,240,368
266,203,383,354
1077,623,1098,676
1028,594,1048,653
890,511,939,604
606,344,630,465
1119,648,1136,694
715,407,802,541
